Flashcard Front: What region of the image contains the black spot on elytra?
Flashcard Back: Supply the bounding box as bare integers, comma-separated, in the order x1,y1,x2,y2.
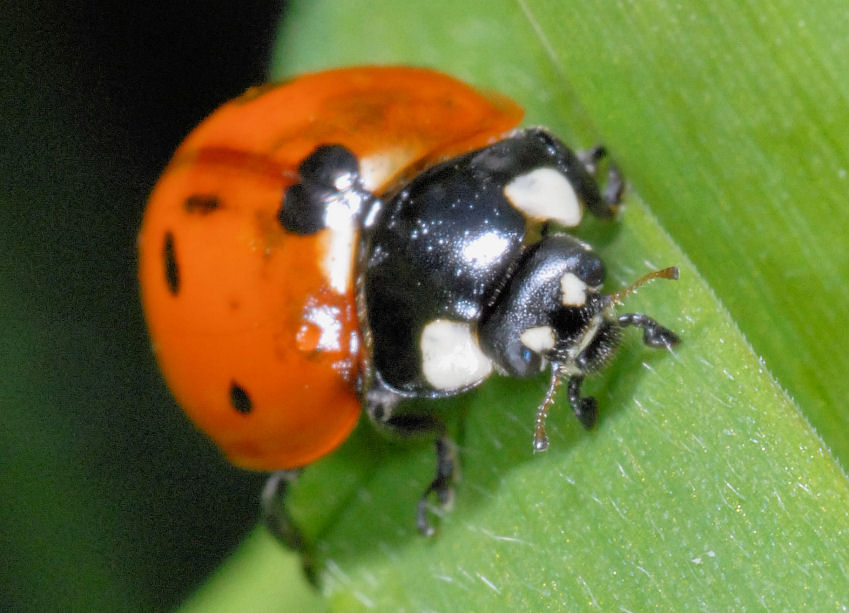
277,144,362,235
184,194,221,214
163,231,179,295
229,381,252,415
278,183,326,234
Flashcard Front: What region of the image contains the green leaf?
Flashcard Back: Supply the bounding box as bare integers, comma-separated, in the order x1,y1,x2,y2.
186,0,849,610
179,529,327,613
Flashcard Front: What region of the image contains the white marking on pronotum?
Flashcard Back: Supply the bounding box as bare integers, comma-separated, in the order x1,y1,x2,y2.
503,167,582,227
420,319,493,391
559,272,587,306
519,325,555,353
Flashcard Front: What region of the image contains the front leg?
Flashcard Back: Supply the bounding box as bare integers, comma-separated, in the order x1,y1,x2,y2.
567,375,599,430
618,312,681,348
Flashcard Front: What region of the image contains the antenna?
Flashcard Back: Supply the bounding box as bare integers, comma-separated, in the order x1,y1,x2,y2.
609,266,679,305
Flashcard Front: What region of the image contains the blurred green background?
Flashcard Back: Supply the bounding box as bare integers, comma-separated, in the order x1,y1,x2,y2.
2,3,286,611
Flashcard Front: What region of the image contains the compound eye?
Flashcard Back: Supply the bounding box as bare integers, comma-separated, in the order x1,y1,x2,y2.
514,325,555,373
508,346,543,376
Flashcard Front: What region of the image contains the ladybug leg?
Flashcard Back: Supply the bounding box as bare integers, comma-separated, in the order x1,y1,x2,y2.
578,145,624,209
566,375,599,430
417,435,457,537
618,313,681,349
603,164,625,208
577,145,607,175
365,385,458,537
261,469,316,582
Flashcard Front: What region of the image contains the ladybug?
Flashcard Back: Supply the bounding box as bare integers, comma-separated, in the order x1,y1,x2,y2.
138,66,679,548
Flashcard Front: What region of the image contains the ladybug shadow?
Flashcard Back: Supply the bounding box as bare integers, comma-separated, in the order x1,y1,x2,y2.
295,335,670,572
572,212,623,253
455,337,663,512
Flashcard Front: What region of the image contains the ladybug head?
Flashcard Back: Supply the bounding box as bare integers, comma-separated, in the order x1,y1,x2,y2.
479,236,678,447
478,233,609,379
